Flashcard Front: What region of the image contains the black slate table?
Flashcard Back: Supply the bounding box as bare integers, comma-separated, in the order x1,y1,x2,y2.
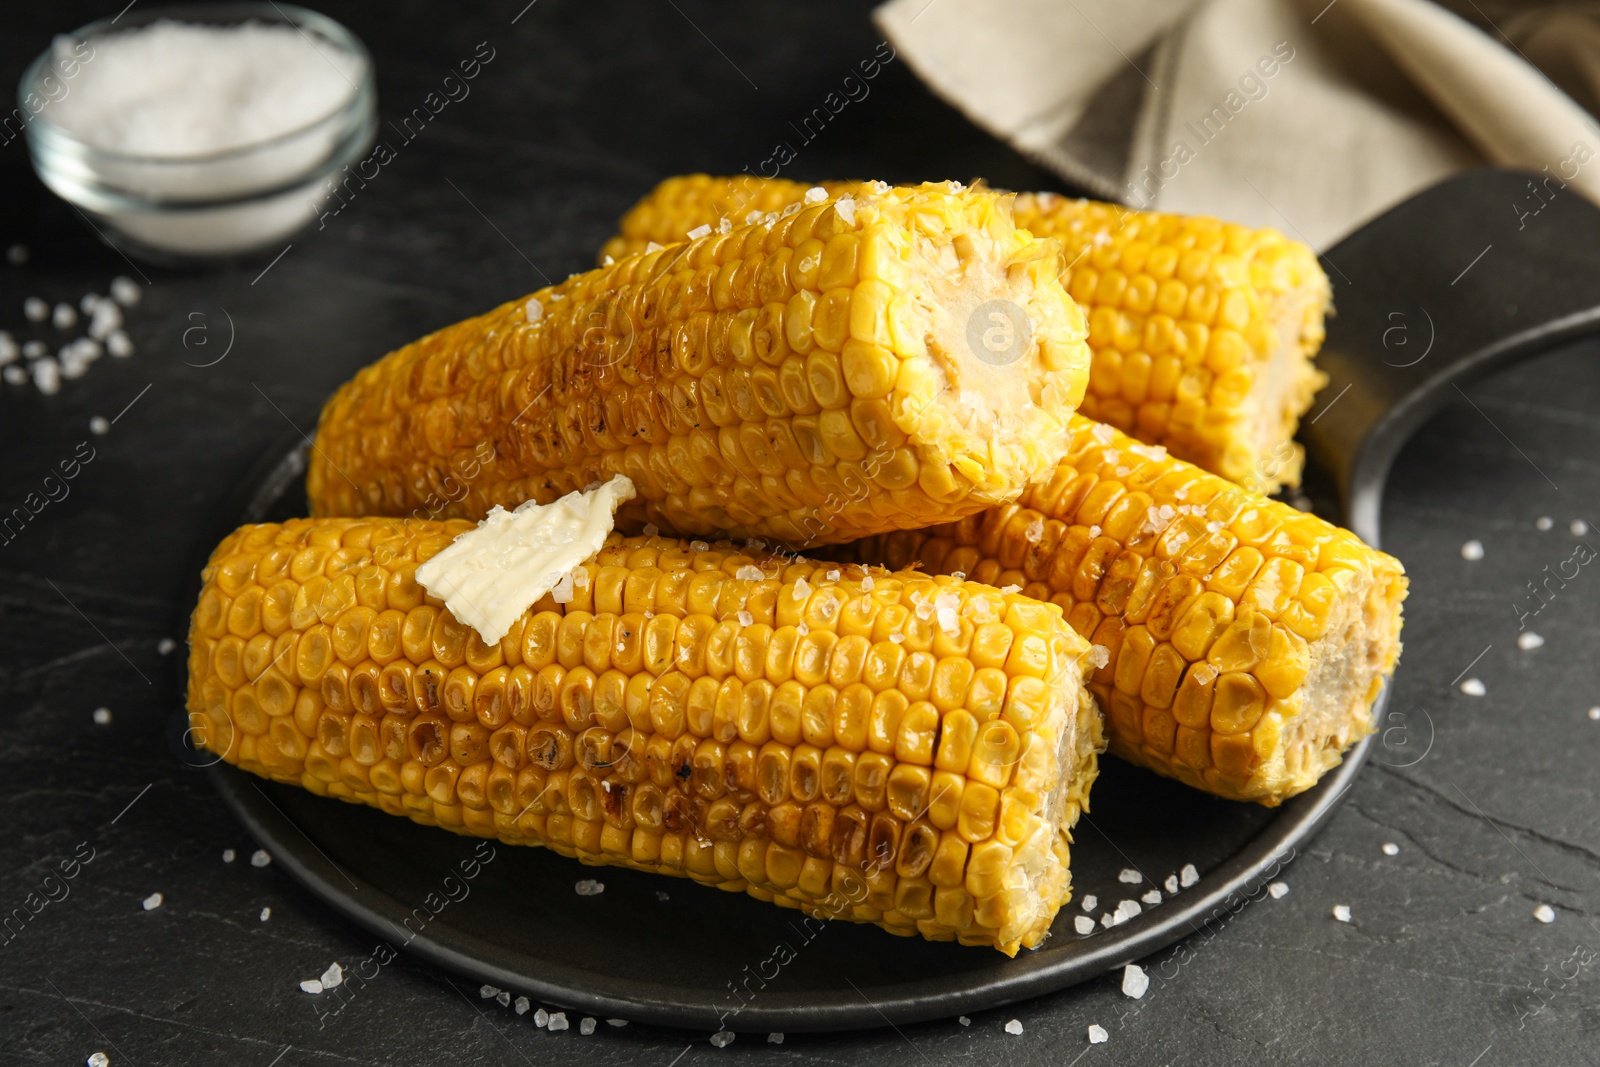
2,2,1597,1064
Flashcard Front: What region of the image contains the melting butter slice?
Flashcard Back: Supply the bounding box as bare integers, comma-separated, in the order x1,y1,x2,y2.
415,475,636,645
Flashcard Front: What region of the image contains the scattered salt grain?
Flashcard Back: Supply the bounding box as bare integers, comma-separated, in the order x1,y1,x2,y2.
1267,882,1289,899
1118,868,1141,884
547,1012,570,1032
804,186,829,203
1080,893,1097,912
1460,678,1486,696
579,1017,596,1035
833,197,856,225
534,1008,549,1026
1088,1023,1109,1044
574,879,605,896
767,1032,784,1043
1000,583,1021,594
1534,904,1556,923
1517,632,1545,650
549,570,575,604
1460,540,1484,561
1121,963,1149,999
607,1019,628,1027
1179,864,1199,888
792,576,811,598
107,331,134,358
1141,889,1162,905
515,996,530,1015
1589,707,1600,721
53,303,77,330
24,296,47,321
92,707,111,725
1332,904,1352,923
142,892,163,910
736,565,765,581
87,1054,109,1067
300,979,323,994
259,907,271,921
1074,915,1095,934
1536,516,1554,530
22,340,45,358
935,592,960,634
33,358,60,395
736,610,753,627
222,849,235,863
6,243,27,265
1088,525,1101,538
496,991,511,1007
251,849,272,867
860,575,874,591
321,963,343,989
1164,874,1179,894
1089,644,1110,669
687,224,712,240
1113,899,1142,924
890,632,905,644
0,333,14,364
1004,1018,1024,1035
655,890,670,901
111,277,141,306
1100,912,1114,928
709,1030,734,1047
2,366,23,385
958,1016,971,1026
158,637,177,654
90,416,110,435
645,241,664,253
1572,520,1589,536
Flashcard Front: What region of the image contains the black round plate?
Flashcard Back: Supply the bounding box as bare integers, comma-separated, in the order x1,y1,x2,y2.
190,436,1377,1033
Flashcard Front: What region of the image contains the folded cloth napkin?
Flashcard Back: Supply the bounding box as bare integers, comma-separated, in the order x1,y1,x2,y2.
877,0,1600,246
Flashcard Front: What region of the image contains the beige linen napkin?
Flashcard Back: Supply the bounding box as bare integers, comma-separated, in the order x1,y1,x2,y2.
877,0,1600,245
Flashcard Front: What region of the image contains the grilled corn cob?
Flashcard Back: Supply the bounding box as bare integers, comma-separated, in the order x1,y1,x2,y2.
841,417,1405,805
603,176,1330,493
187,521,1103,954
307,183,1092,548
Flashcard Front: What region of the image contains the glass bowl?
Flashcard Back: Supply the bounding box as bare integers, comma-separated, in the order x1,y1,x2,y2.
18,2,377,265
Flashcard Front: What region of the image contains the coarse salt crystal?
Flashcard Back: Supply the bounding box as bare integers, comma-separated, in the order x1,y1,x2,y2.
1121,964,1149,999
1088,645,1110,669
4,365,27,384
833,197,856,224
111,277,141,306
1572,520,1589,536
1517,632,1545,650
645,241,664,253
574,879,605,896
737,610,753,626
767,1032,784,1043
1588,707,1600,721
549,570,576,604
690,540,710,552
322,963,343,988
608,1019,628,1027
1118,868,1140,884
90,416,110,435
22,340,45,358
1534,904,1556,923
33,358,60,395
515,996,530,1015
259,907,271,921
300,979,323,994
1460,540,1484,560
107,331,134,358
860,575,874,591
1100,912,1114,928
890,632,905,644
958,1016,971,1026
795,622,808,635
534,1008,549,1026
1081,894,1097,912
655,890,670,901
524,297,543,323
792,577,811,598
1382,842,1400,856
687,224,712,240
547,1012,570,1032
222,849,235,862
1088,1023,1109,1044
142,892,163,910
1536,516,1554,531
1088,525,1101,538
1267,882,1289,899
1000,584,1021,595
1179,864,1199,888
716,218,732,234
1332,904,1352,922
1164,875,1179,894
1004,1019,1024,1035
709,1030,734,1047
24,296,47,321
736,565,765,581
251,850,272,867
92,707,112,725
804,186,829,203
1141,889,1162,905
1025,517,1044,543
1113,900,1142,924
53,303,77,330
580,1017,596,1035
88,1054,109,1067
1460,678,1486,696
1074,915,1095,934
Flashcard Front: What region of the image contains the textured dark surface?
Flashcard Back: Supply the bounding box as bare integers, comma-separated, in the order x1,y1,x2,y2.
1,2,1597,1065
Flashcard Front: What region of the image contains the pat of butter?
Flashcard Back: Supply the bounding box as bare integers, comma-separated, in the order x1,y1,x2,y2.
415,475,636,645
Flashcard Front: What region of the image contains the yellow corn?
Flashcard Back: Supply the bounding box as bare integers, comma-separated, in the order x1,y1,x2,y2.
842,416,1405,805
307,183,1091,548
603,176,1330,493
187,521,1103,954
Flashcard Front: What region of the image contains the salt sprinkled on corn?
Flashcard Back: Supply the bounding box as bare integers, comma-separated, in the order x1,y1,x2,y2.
833,197,856,224
1121,964,1149,999
736,565,765,581
686,224,712,240
737,610,753,626
1460,540,1484,561
1460,678,1486,696
1000,584,1021,595
804,186,829,203
860,575,874,591
1517,632,1545,650
1533,904,1556,923
1332,904,1352,922
1267,882,1289,899
792,576,811,598
1088,645,1110,669
1004,1019,1024,1035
